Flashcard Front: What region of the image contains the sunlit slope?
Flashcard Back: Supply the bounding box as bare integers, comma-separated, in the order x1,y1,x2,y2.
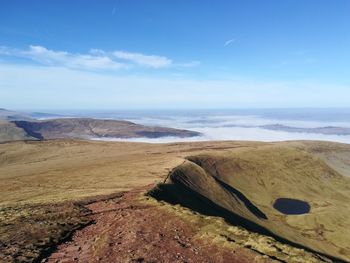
153,145,350,261
0,121,34,141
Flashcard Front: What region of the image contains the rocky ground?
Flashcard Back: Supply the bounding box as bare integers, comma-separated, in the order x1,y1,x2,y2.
44,186,264,263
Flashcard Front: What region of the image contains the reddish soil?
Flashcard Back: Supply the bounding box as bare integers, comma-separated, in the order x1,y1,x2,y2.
43,186,263,263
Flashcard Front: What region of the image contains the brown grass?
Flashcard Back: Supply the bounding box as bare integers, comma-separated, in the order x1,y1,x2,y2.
0,139,263,206
0,201,90,262
0,139,350,262
151,144,350,261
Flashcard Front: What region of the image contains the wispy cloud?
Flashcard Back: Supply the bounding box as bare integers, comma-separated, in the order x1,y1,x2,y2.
0,45,199,71
113,50,172,68
224,38,235,47
0,45,125,70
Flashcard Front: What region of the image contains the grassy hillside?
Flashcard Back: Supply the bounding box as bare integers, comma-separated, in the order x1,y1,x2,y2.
0,118,200,142
151,144,350,261
0,121,35,141
0,140,261,262
0,140,250,206
1,140,349,262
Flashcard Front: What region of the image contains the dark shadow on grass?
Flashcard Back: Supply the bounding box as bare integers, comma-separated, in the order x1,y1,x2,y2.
212,176,267,220
13,121,44,140
148,181,346,263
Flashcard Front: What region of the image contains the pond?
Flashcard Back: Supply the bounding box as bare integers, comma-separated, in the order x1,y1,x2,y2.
273,198,310,215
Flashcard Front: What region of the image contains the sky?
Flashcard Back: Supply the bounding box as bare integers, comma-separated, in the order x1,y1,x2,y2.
0,0,349,110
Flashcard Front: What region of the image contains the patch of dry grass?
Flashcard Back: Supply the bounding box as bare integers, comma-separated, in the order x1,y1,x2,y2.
0,202,91,262
0,140,261,206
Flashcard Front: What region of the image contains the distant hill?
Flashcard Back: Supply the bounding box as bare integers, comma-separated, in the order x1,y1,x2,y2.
0,108,33,121
0,118,200,142
0,121,34,141
30,112,64,119
0,108,64,120
262,124,350,135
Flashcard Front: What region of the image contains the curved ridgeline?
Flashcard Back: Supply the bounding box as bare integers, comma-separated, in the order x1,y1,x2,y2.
149,145,350,262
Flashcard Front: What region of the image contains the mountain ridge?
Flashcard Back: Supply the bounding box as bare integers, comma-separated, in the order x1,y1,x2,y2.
150,145,350,262
0,117,200,142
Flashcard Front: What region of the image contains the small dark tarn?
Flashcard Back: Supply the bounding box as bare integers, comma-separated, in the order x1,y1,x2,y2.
273,198,310,215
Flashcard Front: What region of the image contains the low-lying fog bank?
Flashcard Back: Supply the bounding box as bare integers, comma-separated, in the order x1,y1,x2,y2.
49,109,350,144
93,126,350,144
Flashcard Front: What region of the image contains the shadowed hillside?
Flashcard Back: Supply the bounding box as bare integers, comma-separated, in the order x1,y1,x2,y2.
150,145,350,262
0,121,34,141
0,118,200,142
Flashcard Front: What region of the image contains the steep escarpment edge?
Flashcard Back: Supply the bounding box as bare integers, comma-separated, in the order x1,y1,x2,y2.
148,159,346,263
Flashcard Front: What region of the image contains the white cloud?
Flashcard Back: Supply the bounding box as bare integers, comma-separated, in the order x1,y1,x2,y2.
98,127,350,144
0,45,125,70
224,38,235,47
89,48,106,56
113,50,172,68
0,45,199,71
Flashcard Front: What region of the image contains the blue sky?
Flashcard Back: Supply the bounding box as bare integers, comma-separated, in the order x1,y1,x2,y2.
0,0,349,109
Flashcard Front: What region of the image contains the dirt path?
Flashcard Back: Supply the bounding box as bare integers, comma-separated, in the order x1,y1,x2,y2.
43,186,265,263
